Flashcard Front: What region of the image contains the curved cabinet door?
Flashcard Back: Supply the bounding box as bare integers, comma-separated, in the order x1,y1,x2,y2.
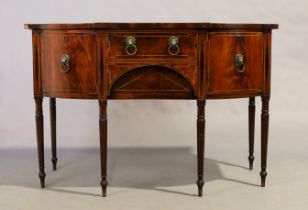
40,31,97,99
207,32,263,97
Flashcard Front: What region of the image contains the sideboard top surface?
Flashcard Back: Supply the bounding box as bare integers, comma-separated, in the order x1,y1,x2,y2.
25,22,279,30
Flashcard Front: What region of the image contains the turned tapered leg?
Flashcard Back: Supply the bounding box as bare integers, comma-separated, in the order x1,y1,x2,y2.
50,98,57,171
196,100,205,197
260,96,270,187
248,97,255,170
35,97,46,188
99,100,108,197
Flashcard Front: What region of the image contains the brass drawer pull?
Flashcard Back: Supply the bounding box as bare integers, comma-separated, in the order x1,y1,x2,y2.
235,53,245,74
60,54,70,73
168,36,180,55
125,36,137,56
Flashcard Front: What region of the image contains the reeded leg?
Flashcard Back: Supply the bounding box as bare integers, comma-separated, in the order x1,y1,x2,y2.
196,100,205,197
50,98,57,171
35,97,46,188
99,100,108,197
248,97,255,170
260,96,270,187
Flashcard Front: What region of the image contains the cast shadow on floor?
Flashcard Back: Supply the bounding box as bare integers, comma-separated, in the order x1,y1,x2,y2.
0,147,258,197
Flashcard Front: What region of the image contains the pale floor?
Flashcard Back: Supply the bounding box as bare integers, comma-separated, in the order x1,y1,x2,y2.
0,144,307,210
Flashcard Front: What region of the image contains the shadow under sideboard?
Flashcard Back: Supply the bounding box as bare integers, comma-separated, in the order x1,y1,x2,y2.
0,147,258,196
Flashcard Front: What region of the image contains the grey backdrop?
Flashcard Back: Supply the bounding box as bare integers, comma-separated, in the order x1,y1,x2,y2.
0,0,307,153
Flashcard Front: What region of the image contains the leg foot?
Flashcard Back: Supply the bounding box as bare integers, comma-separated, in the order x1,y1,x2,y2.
248,156,255,170
197,177,204,197
52,157,58,171
39,171,46,188
101,178,108,197
260,169,267,187
196,100,205,197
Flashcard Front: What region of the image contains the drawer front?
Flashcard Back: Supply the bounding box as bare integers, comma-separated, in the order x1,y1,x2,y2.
107,32,197,60
207,32,263,94
41,32,97,98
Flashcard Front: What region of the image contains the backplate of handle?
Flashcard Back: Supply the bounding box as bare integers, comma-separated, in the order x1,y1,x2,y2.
235,53,245,74
60,54,70,73
168,36,180,55
125,36,137,56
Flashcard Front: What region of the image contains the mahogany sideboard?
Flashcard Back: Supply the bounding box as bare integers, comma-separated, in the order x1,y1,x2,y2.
25,22,278,197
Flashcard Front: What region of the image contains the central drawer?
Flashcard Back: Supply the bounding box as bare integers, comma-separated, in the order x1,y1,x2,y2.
105,32,198,99
106,32,197,60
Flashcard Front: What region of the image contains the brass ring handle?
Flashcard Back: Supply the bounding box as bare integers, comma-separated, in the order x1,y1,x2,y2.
235,53,245,74
60,54,70,73
125,36,137,56
168,36,180,55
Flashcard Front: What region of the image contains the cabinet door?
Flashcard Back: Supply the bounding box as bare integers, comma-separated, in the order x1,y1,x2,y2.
207,32,263,96
41,31,97,98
